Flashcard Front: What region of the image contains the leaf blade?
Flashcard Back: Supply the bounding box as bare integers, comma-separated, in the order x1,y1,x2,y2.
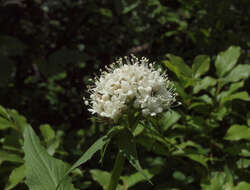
24,125,76,190
215,46,241,77
5,165,25,190
224,125,250,141
192,55,210,78
118,130,152,185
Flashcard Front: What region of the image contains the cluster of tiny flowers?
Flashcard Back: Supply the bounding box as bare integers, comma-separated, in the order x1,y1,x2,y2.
84,55,177,120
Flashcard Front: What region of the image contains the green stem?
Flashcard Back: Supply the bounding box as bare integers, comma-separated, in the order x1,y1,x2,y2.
107,149,125,190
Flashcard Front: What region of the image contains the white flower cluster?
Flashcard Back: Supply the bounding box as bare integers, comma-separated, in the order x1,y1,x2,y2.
84,55,177,120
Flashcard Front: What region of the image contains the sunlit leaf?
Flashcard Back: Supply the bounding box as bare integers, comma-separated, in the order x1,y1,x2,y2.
90,169,113,190
0,117,12,130
0,151,23,165
192,55,210,78
40,124,55,142
0,105,10,119
224,125,250,141
186,154,208,169
215,46,241,77
133,124,144,136
235,182,250,190
220,91,250,105
218,81,244,101
90,168,157,190
173,171,186,181
193,76,217,94
121,168,159,188
40,124,59,156
5,165,25,190
236,158,250,169
122,1,140,14
201,172,233,190
163,54,192,78
223,64,250,84
160,111,181,131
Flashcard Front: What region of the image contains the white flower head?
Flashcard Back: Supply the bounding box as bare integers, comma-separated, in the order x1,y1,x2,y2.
84,55,177,120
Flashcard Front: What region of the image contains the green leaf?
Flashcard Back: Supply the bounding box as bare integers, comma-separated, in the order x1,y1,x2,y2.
239,148,250,157
201,172,232,190
215,46,241,77
122,1,140,14
236,159,250,169
186,154,208,169
223,64,250,84
220,91,250,105
193,76,217,94
121,168,158,188
218,81,244,101
235,182,250,190
8,109,29,132
0,151,23,165
57,126,124,189
40,124,55,142
118,130,152,184
24,125,76,190
163,54,192,78
99,8,113,18
64,135,110,174
57,136,111,189
0,105,10,119
223,166,233,186
173,81,188,99
40,124,59,156
133,124,144,136
173,171,186,181
224,125,250,141
5,165,25,190
90,168,157,190
197,94,213,105
225,81,244,94
160,111,181,131
192,55,210,78
163,54,194,87
0,117,11,130
90,169,114,190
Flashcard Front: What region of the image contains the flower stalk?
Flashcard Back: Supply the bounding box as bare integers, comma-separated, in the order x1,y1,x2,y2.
107,149,125,190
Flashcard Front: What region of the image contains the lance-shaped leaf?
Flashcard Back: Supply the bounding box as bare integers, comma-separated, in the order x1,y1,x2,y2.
24,125,77,190
56,126,124,189
118,130,152,185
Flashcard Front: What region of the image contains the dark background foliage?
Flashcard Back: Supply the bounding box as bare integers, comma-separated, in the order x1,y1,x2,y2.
0,0,250,189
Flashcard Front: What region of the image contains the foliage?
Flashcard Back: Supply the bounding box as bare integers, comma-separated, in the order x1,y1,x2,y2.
1,45,250,189
0,0,250,189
